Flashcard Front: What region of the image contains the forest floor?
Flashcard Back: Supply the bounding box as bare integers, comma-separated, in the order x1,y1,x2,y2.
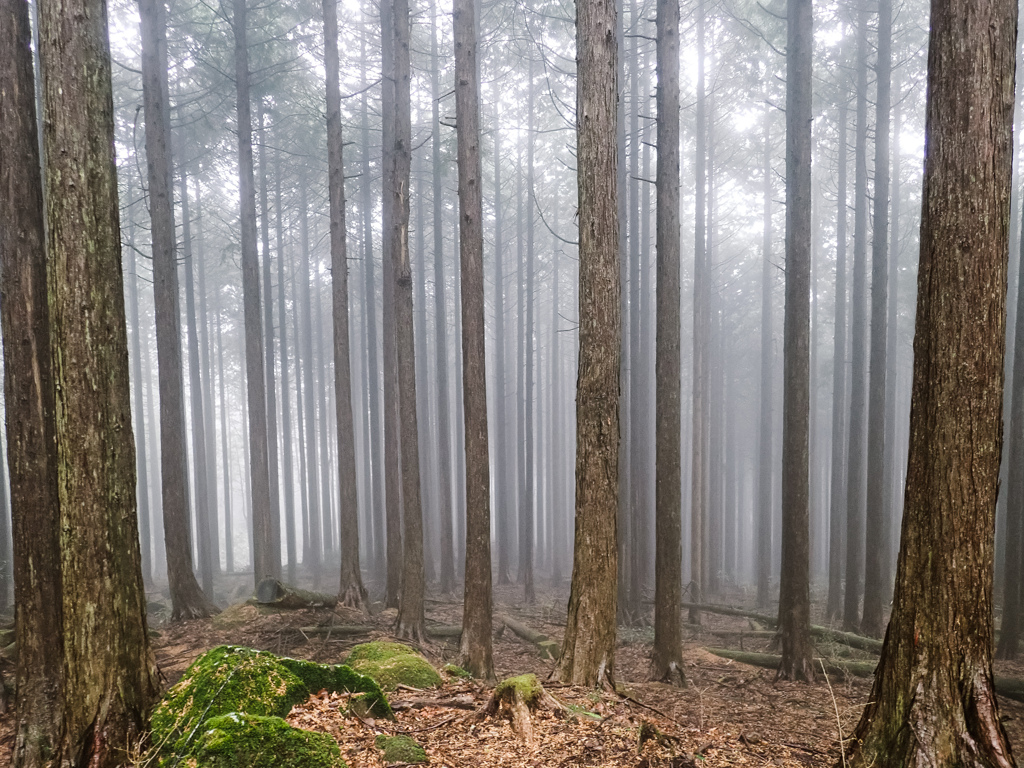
4,578,1024,766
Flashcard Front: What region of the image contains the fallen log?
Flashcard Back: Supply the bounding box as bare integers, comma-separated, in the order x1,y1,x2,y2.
704,648,1024,703
254,578,337,609
682,602,883,653
497,614,559,659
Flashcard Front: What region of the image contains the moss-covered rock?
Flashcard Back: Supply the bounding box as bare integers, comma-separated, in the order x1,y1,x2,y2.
374,733,428,764
149,645,390,765
345,642,441,690
194,712,348,768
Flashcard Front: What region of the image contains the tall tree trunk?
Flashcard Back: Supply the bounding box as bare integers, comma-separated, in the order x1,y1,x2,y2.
257,108,283,582
861,0,893,638
180,169,216,602
140,0,215,619
216,312,235,575
848,0,1017,754
826,97,850,622
323,0,367,609
381,0,403,609
299,177,323,578
493,88,512,586
652,0,684,683
844,0,870,632
757,101,775,609
431,0,456,595
391,0,426,641
454,0,494,679
689,0,708,625
557,0,620,688
522,59,537,605
1,0,64,758
232,0,277,584
39,0,161,753
274,155,297,582
778,0,813,681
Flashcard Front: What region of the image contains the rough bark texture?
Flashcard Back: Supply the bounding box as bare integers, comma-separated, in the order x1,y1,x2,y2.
556,0,619,688
140,0,215,621
323,0,367,612
849,0,1017,758
0,0,64,761
454,0,494,681
232,0,277,585
39,0,161,757
391,0,425,643
652,0,684,686
777,0,813,682
862,0,893,639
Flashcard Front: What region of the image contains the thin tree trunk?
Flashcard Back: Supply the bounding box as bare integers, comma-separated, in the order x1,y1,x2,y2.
216,312,235,574
299,177,323,578
493,88,512,587
454,0,494,679
757,101,775,609
232,0,277,584
323,0,367,608
778,0,813,681
275,155,297,582
652,0,684,683
861,0,893,638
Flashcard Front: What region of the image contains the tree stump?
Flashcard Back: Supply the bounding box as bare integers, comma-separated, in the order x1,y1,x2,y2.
475,674,567,747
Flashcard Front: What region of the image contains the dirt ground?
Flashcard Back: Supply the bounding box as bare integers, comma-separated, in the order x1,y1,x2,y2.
3,580,1024,767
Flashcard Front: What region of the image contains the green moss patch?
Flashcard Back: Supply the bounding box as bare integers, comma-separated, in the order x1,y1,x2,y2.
194,712,348,768
149,645,389,765
374,734,428,764
345,642,441,690
442,663,472,680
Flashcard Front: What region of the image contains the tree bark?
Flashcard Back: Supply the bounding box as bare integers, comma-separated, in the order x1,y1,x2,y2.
39,0,161,754
454,0,495,681
323,0,367,610
556,0,620,688
777,0,813,682
0,0,64,760
849,0,1017,757
757,100,775,610
652,0,684,685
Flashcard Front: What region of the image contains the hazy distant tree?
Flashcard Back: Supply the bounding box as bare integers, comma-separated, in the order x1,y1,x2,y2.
844,0,870,633
391,0,426,642
861,0,893,638
848,0,1016,755
777,0,813,682
431,0,456,595
140,0,216,619
652,0,684,686
689,0,708,624
39,0,160,753
454,0,495,680
556,0,620,688
826,96,850,623
323,0,367,610
232,0,278,584
1,0,63,761
756,100,774,610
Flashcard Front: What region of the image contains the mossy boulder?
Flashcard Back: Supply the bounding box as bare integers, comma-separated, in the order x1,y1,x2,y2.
374,734,428,764
193,712,348,768
345,642,441,690
149,645,390,764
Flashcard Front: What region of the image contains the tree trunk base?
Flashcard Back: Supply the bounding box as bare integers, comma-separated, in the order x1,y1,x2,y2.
338,581,368,612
